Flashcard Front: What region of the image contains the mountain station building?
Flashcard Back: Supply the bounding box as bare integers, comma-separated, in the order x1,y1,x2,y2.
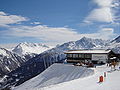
65,49,118,64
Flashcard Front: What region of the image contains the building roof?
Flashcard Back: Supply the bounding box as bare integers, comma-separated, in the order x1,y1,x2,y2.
65,50,111,54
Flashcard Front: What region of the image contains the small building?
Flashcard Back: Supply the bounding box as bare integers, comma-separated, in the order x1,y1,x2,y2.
65,49,118,64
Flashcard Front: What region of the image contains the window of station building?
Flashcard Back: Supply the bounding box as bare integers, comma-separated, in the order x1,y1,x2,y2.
72,54,79,58
81,54,84,58
72,54,76,58
75,54,79,58
78,54,84,58
78,54,82,58
69,54,73,58
67,54,72,58
67,54,70,57
85,54,91,58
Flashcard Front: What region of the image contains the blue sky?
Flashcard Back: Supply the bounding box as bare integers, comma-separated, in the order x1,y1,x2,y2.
0,0,120,45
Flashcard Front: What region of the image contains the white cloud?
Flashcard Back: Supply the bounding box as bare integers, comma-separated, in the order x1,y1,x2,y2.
0,11,28,27
84,0,120,23
0,11,6,15
0,11,117,45
1,25,116,45
31,22,42,25
93,0,113,7
98,28,115,39
85,7,113,23
79,28,116,40
7,25,81,44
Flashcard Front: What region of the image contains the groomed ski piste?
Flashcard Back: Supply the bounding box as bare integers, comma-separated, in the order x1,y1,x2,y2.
13,63,120,90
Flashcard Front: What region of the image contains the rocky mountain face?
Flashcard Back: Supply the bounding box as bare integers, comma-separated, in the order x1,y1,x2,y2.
0,48,26,77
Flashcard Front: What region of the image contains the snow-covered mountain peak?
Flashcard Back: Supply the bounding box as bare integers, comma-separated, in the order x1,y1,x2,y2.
76,37,107,49
56,37,107,51
17,42,49,48
76,37,106,45
12,42,51,56
79,37,91,41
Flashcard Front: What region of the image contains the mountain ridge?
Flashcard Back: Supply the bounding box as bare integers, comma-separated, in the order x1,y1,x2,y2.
12,42,51,56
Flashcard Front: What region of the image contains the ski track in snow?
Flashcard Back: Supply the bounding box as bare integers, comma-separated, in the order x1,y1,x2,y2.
13,64,94,90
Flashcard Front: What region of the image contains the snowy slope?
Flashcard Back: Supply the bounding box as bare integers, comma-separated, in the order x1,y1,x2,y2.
12,42,51,56
13,63,94,90
23,65,120,90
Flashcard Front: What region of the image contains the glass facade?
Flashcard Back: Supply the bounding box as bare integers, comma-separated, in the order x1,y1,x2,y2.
85,54,91,58
73,54,79,58
67,53,91,59
67,54,73,58
78,54,84,58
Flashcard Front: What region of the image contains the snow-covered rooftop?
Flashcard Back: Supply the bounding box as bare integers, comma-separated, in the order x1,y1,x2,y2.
65,50,111,54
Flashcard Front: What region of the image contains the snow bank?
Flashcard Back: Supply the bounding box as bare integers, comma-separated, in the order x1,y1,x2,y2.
13,63,94,90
